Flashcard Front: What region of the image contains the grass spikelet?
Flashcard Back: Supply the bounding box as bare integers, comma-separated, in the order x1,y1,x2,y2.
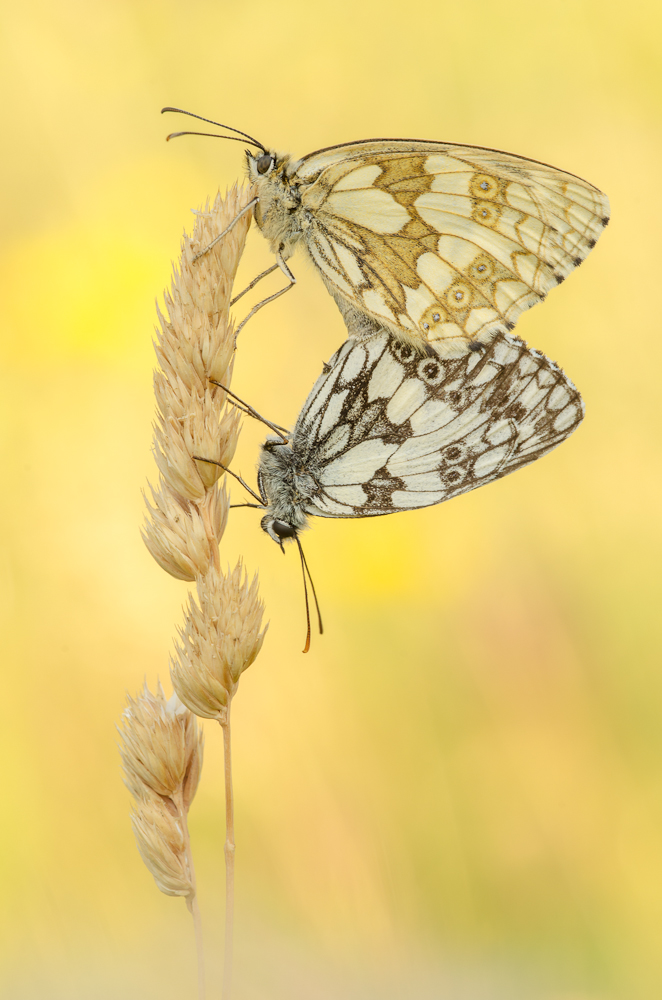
118,684,203,900
171,562,267,721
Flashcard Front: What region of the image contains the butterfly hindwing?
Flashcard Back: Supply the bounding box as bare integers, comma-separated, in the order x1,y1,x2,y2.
291,331,584,519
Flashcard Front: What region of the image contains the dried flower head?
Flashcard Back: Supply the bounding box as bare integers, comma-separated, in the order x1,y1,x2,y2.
131,795,193,897
143,185,255,573
118,682,204,808
118,683,204,898
152,380,242,501
141,481,229,582
171,562,268,720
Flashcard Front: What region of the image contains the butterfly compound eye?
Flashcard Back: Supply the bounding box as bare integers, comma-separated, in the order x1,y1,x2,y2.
272,520,297,539
256,153,274,175
260,516,298,545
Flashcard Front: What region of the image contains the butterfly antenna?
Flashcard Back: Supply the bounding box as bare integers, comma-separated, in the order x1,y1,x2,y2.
165,130,265,148
161,107,266,151
294,537,312,654
295,536,324,653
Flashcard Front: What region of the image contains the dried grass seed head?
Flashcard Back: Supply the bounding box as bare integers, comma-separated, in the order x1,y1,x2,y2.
171,562,268,719
141,482,229,581
131,795,193,897
118,682,204,804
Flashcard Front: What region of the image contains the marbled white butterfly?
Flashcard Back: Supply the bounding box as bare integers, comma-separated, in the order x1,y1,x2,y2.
256,330,584,547
208,327,583,650
163,108,609,358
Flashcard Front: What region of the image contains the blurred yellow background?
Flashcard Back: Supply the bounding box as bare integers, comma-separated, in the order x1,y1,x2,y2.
1,1,660,997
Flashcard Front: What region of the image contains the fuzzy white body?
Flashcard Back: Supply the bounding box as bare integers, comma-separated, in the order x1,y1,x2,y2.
258,439,322,536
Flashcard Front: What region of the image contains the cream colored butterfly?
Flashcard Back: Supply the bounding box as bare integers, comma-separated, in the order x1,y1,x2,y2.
164,109,609,358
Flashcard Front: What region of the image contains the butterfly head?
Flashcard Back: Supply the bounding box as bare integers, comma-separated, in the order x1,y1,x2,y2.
260,514,323,653
245,145,298,183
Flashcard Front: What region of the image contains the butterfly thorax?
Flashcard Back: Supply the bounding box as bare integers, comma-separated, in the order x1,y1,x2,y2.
258,437,322,542
247,150,311,259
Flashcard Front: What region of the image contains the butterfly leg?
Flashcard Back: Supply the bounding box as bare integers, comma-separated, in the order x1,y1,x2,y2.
209,381,289,442
234,252,296,336
192,197,258,262
230,263,279,306
192,455,264,504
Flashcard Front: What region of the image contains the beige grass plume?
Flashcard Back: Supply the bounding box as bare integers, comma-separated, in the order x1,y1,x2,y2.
141,185,255,581
171,563,266,720
128,185,267,1000
118,683,203,899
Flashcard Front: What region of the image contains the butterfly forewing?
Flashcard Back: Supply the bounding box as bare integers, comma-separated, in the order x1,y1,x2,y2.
290,331,583,519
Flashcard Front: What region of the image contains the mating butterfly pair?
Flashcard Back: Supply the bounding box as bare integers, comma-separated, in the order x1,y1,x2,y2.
166,111,603,646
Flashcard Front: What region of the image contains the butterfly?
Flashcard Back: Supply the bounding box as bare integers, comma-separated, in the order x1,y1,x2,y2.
255,329,584,546
215,325,584,648
163,108,609,357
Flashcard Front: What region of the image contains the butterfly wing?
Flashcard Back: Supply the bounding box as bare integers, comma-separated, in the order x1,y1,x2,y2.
295,140,608,356
292,330,583,518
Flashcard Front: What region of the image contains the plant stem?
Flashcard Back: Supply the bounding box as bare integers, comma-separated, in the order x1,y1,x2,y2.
188,894,206,1000
221,707,235,1000
179,789,205,1000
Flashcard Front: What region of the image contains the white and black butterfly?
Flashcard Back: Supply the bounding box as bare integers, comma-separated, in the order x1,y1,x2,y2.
163,107,609,358
216,328,583,648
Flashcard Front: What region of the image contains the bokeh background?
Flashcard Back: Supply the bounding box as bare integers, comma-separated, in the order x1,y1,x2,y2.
1,1,660,997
